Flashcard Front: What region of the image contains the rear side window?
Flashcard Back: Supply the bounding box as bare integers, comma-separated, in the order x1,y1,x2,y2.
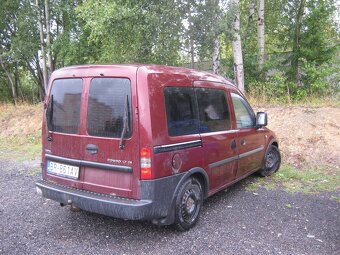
231,93,255,128
48,79,83,134
164,87,199,136
87,78,132,138
196,88,231,132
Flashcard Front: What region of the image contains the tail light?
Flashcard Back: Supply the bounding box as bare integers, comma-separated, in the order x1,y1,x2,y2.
140,147,152,180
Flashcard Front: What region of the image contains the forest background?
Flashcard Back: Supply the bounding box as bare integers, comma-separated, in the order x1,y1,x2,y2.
0,0,339,105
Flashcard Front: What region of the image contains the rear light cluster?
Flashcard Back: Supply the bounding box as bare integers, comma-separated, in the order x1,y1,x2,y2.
140,148,152,180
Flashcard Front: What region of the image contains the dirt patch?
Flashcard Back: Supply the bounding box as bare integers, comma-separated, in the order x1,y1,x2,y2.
255,106,340,170
0,103,42,137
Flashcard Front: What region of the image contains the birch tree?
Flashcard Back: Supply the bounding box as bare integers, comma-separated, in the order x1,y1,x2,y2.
45,0,53,76
212,0,221,74
257,0,265,71
230,0,245,93
36,0,48,92
212,36,220,74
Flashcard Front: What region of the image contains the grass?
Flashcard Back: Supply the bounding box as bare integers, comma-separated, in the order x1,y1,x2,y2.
245,164,340,194
0,103,42,161
0,132,41,161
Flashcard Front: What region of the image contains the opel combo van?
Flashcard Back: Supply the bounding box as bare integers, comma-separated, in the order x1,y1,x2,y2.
36,64,280,230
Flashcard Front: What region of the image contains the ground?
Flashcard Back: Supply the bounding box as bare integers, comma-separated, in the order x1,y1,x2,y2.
0,104,339,254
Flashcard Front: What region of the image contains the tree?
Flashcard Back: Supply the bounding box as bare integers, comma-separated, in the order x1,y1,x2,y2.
257,0,265,71
230,0,245,92
76,0,183,65
36,0,48,92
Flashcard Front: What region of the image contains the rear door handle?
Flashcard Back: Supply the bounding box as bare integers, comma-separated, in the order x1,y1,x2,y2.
86,144,98,154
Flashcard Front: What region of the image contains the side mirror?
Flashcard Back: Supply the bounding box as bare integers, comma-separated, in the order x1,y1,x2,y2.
256,112,267,128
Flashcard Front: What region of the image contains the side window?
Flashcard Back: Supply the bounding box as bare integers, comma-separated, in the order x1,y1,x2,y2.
231,93,255,128
196,88,231,132
87,78,132,138
48,79,83,134
164,87,199,136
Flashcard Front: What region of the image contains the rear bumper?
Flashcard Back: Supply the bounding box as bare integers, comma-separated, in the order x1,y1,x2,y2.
36,173,184,224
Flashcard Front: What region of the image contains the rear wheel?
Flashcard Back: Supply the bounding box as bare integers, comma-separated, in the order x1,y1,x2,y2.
175,178,203,231
258,145,281,177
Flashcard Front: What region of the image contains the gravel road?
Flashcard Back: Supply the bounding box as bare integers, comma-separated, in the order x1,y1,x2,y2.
0,159,339,255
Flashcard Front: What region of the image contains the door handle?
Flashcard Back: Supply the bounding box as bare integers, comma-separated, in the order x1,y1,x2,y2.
86,144,98,154
231,139,237,150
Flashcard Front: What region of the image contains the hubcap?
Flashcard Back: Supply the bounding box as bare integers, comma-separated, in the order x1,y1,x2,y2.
186,196,195,214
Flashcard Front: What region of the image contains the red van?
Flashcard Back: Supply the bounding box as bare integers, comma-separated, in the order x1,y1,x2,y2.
36,64,280,230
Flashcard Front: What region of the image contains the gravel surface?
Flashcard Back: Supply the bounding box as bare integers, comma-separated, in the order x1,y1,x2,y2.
0,159,339,255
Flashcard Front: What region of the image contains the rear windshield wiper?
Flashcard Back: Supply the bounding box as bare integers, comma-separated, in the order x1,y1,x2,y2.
48,95,54,130
46,95,54,140
119,95,130,150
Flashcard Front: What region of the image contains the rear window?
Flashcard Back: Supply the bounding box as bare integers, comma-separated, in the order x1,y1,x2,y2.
48,79,83,134
164,87,199,136
87,78,132,138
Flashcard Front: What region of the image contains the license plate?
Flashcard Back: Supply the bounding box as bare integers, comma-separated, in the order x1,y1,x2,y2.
47,161,79,179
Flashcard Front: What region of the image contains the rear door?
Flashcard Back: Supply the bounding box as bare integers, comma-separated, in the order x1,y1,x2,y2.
44,78,84,189
81,76,140,199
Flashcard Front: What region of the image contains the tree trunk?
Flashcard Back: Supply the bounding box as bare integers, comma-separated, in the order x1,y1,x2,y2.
15,61,24,101
212,36,220,74
292,0,306,85
257,0,265,72
249,0,255,23
45,0,53,76
0,58,17,105
212,0,220,75
231,0,245,93
36,0,48,94
190,36,195,69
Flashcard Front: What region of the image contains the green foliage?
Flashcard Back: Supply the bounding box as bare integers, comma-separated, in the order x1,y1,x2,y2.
242,0,339,102
0,0,339,103
76,0,183,65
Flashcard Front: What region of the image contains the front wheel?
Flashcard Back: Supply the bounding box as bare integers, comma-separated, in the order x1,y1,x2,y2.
175,178,203,231
258,145,281,177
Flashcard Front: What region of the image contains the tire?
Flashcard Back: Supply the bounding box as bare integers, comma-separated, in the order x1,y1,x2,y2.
175,178,203,231
258,145,281,177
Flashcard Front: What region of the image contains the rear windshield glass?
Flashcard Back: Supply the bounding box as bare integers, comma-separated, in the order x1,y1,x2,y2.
87,78,132,138
47,79,83,134
164,87,199,136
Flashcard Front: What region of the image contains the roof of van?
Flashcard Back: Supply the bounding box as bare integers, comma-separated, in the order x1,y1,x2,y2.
51,64,235,86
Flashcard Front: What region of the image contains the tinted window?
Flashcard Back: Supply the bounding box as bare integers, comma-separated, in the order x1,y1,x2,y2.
48,79,82,134
196,88,231,132
164,87,199,136
231,93,255,128
87,78,132,138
